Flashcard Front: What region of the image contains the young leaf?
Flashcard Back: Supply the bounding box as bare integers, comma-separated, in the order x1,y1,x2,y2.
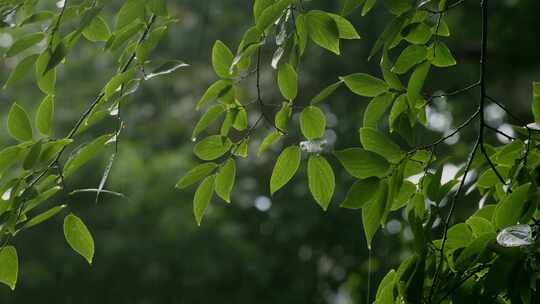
363,93,395,128
392,45,427,74
327,13,361,39
215,159,236,203
23,205,67,230
311,81,343,104
362,181,388,249
7,103,32,142
193,135,232,161
5,32,44,57
0,246,18,290
35,51,56,94
533,82,540,125
83,16,111,42
306,10,341,55
403,22,432,45
63,213,95,265
64,134,111,177
493,183,531,230
36,95,55,136
258,131,282,156
212,40,234,78
278,63,298,101
192,104,225,139
334,148,391,178
341,177,380,209
270,146,301,195
360,127,404,163
176,163,219,189
193,175,215,226
3,54,39,89
427,41,457,67
407,61,431,107
196,80,232,110
307,155,335,210
115,0,145,30
340,73,389,97
300,106,326,140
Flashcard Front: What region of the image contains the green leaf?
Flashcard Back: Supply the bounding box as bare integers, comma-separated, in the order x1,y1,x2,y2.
275,102,292,130
380,49,403,90
341,177,380,209
362,0,378,16
307,155,335,210
392,45,427,74
23,205,66,230
0,246,18,290
278,63,298,101
533,82,540,125
5,32,44,57
196,80,232,110
362,181,388,249
360,127,404,163
341,0,366,16
427,41,457,67
0,146,23,175
7,103,32,142
193,135,232,161
233,108,248,131
402,22,432,45
258,131,282,156
35,51,56,94
212,40,234,78
311,81,343,104
466,216,495,237
20,11,55,26
340,73,389,97
23,140,42,170
35,95,54,136
334,148,390,178
327,13,360,39
147,0,168,16
363,93,395,128
83,16,111,42
115,0,145,30
306,10,341,55
192,104,225,139
255,0,292,32
254,0,274,23
176,163,218,189
407,61,430,106
300,106,326,140
3,54,39,89
64,134,111,177
193,175,215,226
136,25,167,64
215,159,236,203
63,214,95,265
270,146,301,195
389,94,409,131
493,183,531,230
44,42,67,74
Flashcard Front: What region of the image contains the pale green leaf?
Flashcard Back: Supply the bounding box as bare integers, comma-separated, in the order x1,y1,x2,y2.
307,155,335,210
270,146,301,194
63,214,95,264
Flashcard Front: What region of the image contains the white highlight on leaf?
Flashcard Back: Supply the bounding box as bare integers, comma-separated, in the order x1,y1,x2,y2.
497,224,535,248
300,138,327,154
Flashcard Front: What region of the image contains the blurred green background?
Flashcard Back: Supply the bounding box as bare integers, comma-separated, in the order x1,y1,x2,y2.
0,0,539,303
